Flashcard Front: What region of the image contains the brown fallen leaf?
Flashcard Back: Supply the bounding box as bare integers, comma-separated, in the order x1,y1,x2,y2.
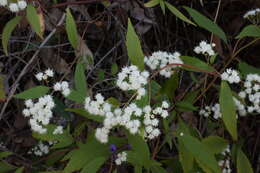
76,35,94,70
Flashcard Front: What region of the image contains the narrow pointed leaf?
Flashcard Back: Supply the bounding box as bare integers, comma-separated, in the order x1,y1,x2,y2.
14,86,49,99
126,19,144,70
184,7,227,43
26,5,43,38
165,2,196,26
236,25,260,39
2,16,21,55
75,63,87,96
144,0,160,7
237,148,253,173
219,81,237,140
66,8,78,49
179,135,221,173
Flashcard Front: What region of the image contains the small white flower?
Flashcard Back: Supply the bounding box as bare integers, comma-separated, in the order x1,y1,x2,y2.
62,88,71,97
53,82,62,91
194,41,216,56
35,72,44,81
145,51,183,78
17,0,27,10
0,0,7,6
9,3,19,12
115,152,127,165
221,68,241,84
53,126,63,135
45,68,54,77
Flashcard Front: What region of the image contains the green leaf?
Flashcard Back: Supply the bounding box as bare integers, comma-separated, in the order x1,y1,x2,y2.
75,63,88,96
237,148,253,173
64,134,109,173
26,5,43,38
159,0,166,14
165,2,196,26
14,167,24,173
127,134,150,168
176,101,198,112
0,75,5,101
53,98,71,120
66,89,85,103
0,152,12,159
126,19,145,70
144,0,160,7
2,16,21,55
184,7,227,43
66,108,104,122
66,8,78,49
0,161,16,173
236,25,260,39
180,56,215,72
238,61,260,76
14,86,49,99
32,124,73,149
179,135,221,173
81,157,106,173
202,136,228,154
161,73,179,99
178,140,194,173
111,63,118,75
219,81,237,140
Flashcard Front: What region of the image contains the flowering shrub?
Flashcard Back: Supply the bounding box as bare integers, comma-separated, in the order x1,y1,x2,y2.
0,1,259,173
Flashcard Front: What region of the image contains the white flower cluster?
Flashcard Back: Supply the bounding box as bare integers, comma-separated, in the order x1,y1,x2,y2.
221,68,241,84
84,94,169,143
22,95,55,134
199,103,222,119
194,41,216,56
35,69,54,81
28,141,49,156
200,73,260,118
238,74,260,114
53,125,63,135
144,51,183,78
116,65,149,100
143,101,169,139
218,145,232,173
243,8,260,18
115,151,127,165
53,81,71,96
0,0,27,13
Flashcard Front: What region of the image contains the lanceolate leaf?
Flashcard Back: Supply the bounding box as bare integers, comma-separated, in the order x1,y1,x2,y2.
219,81,237,140
180,56,215,72
202,136,228,154
14,86,49,99
236,25,260,39
2,16,21,55
239,61,260,76
127,134,150,168
165,2,196,26
144,0,160,8
237,148,253,173
126,19,145,70
75,63,88,96
66,8,78,50
26,5,43,38
179,135,221,173
184,7,227,43
81,157,106,173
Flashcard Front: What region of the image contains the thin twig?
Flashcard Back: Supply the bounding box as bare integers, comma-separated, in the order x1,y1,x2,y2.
0,14,66,120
